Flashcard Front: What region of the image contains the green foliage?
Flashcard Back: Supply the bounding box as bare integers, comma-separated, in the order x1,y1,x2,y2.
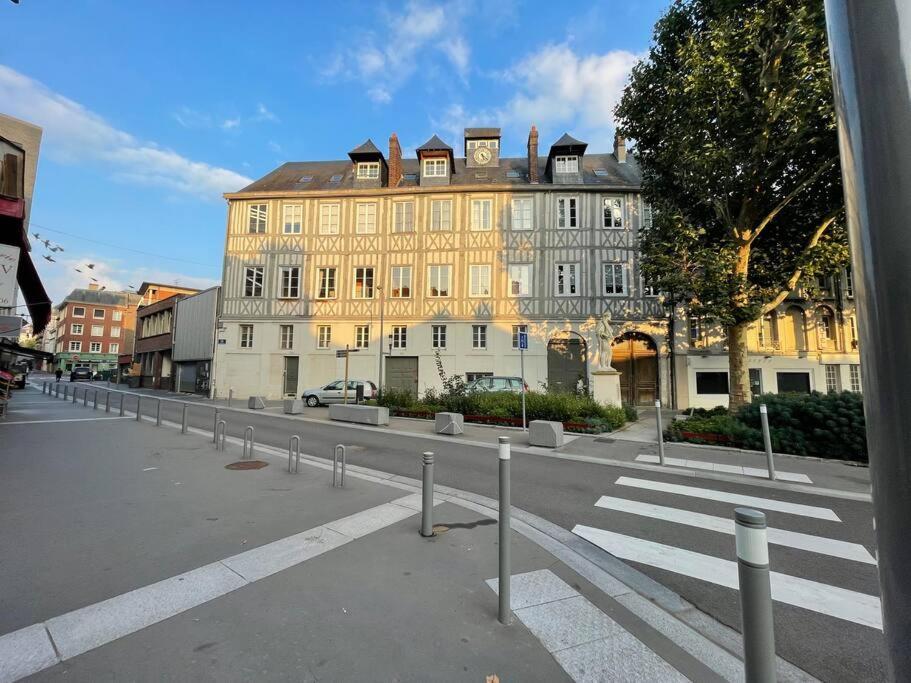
623,403,639,422
680,406,729,418
376,388,417,409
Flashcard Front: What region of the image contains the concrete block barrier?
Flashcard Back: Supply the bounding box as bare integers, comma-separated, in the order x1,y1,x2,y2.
328,404,389,426
435,412,464,435
248,396,267,410
529,420,564,448
283,399,304,414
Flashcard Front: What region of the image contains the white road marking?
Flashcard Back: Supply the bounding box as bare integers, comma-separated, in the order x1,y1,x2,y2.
0,417,133,425
142,467,158,472
573,524,882,630
594,496,875,564
615,476,840,521
635,454,813,484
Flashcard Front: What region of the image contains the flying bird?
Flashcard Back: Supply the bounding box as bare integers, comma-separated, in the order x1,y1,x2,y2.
32,232,41,240
41,239,52,248
90,277,98,282
86,263,95,269
74,268,83,273
99,286,106,291
43,255,56,262
50,246,64,252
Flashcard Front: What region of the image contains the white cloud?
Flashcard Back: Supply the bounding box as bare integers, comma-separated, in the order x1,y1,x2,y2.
220,117,241,130
253,103,278,123
441,36,471,80
0,64,251,198
173,106,212,129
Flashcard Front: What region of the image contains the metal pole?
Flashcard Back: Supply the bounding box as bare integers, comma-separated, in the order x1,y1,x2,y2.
83,389,89,407
421,451,434,537
655,399,666,465
119,393,125,417
213,409,221,443
215,420,226,451
734,508,776,682
105,391,111,413
72,386,78,403
243,426,254,459
181,404,189,434
759,405,777,481
136,395,142,421
377,285,385,399
93,390,99,410
825,4,911,673
228,387,233,408
520,348,527,432
156,399,162,426
289,436,300,473
498,436,512,625
343,344,350,405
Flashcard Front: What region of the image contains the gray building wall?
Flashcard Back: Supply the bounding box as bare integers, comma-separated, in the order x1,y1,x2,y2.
173,286,219,362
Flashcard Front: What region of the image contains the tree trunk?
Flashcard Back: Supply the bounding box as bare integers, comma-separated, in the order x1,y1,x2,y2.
727,322,751,410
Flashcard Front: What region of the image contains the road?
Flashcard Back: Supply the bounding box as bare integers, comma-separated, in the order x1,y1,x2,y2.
32,378,885,681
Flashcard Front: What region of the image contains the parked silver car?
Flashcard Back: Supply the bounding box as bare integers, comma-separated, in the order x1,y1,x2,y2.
466,376,528,393
301,379,377,407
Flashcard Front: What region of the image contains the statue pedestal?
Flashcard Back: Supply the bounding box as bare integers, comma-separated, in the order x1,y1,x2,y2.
592,369,622,407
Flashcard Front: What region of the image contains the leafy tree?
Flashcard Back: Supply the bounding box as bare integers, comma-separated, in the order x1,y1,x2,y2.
616,0,847,408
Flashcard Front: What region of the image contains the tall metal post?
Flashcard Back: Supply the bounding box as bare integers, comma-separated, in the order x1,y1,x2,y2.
181,404,189,434
135,395,142,421
213,409,221,443
228,388,233,408
824,3,911,674
759,405,776,481
655,399,666,465
498,436,512,625
377,285,385,399
105,391,111,413
520,347,527,432
93,390,99,410
119,393,125,417
155,399,162,426
734,508,776,682
421,452,434,537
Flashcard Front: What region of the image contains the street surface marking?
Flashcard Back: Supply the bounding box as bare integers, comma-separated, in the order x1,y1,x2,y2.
0,417,133,425
573,524,882,630
594,496,875,564
635,454,813,484
142,467,158,472
615,476,840,521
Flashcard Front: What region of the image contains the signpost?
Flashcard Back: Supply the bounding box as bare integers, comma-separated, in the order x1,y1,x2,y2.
518,331,528,431
337,346,360,404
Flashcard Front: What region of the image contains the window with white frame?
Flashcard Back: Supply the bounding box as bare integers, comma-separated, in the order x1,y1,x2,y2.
279,266,300,298
356,203,377,234
554,156,578,174
109,343,119,354
472,324,487,349
391,266,412,298
317,267,337,299
428,265,451,297
93,308,105,319
355,325,370,349
111,326,121,338
72,307,85,318
317,325,331,349
71,323,83,335
817,307,835,347
603,197,623,228
280,324,294,350
90,341,102,353
423,158,447,177
240,324,254,348
603,263,627,295
470,199,492,231
555,262,580,296
849,364,861,392
511,197,532,230
508,264,532,297
392,325,407,349
469,264,491,297
431,325,447,349
353,267,374,299
248,204,267,233
844,267,854,298
642,202,654,230
283,204,302,234
825,365,840,393
849,316,857,347
430,199,452,231
557,197,578,228
512,324,528,349
112,310,122,322
393,202,414,233
91,325,104,336
68,341,82,352
244,266,264,297
356,162,380,179
319,204,340,235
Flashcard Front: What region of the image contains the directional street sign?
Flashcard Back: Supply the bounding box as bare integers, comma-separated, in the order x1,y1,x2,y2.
518,331,528,350
337,349,360,358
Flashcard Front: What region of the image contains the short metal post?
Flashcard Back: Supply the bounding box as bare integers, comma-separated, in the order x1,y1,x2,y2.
72,386,78,403
735,508,777,683
136,395,142,421
83,389,89,407
93,390,99,410
759,405,777,481
215,420,227,451
213,409,221,443
156,399,162,426
333,445,347,487
498,436,512,625
119,393,125,417
655,399,666,466
421,451,434,537
228,388,233,408
181,404,189,434
63,385,68,400
55,383,60,397
242,426,254,459
43,381,47,394
105,391,111,413
289,436,301,473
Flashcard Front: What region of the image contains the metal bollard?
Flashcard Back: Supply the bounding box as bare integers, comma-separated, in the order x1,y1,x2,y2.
242,426,254,459
288,436,301,473
213,410,221,443
228,388,234,408
655,399,666,466
735,508,777,683
119,393,125,417
421,451,434,537
55,383,60,398
43,381,47,394
72,386,78,403
759,405,777,481
215,420,227,451
63,385,69,400
105,391,111,412
181,404,189,434
93,390,99,410
83,389,89,407
498,436,512,625
333,444,347,487
136,395,142,421
156,399,162,426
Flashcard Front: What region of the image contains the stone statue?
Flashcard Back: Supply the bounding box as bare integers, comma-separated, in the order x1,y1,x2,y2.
596,313,615,370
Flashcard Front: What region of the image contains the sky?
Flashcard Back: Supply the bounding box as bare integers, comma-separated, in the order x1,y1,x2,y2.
1,0,669,315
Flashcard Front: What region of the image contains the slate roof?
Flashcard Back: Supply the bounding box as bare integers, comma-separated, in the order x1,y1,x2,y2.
549,133,588,157
57,288,141,309
464,127,501,138
347,139,384,161
415,134,453,152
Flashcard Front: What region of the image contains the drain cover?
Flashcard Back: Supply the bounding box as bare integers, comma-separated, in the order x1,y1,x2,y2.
225,460,269,470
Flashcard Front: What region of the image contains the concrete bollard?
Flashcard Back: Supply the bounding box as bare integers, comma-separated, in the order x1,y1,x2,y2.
421,452,434,537
735,508,777,683
759,405,777,481
655,399,666,466
181,404,189,434
498,436,512,625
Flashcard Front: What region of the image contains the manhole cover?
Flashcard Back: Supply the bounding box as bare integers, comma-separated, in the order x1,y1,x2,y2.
225,460,269,470
432,524,449,534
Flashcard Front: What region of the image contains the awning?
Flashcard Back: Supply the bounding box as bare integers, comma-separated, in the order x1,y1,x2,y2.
0,337,53,361
0,214,51,333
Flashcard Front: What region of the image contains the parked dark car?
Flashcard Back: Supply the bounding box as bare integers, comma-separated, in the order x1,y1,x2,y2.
70,367,94,382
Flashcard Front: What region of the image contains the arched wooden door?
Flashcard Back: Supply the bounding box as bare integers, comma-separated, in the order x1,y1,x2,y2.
547,333,588,393
612,332,658,405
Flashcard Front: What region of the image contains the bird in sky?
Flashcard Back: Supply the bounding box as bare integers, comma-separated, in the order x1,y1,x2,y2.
43,255,56,262
86,263,95,269
50,246,64,252
90,277,98,282
74,268,83,273
32,232,41,240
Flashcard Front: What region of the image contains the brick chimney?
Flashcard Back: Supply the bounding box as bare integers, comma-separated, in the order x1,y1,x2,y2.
614,131,627,164
527,125,539,183
388,133,403,187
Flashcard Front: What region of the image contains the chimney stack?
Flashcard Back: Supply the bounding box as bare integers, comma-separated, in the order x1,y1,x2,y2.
388,133,403,187
614,131,627,164
527,125,539,183
88,283,100,291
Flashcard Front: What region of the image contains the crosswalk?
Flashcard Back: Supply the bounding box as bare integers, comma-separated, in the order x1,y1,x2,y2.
572,475,882,631
634,454,813,483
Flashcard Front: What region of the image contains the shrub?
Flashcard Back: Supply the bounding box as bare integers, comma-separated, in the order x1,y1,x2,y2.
623,403,638,422
376,388,417,409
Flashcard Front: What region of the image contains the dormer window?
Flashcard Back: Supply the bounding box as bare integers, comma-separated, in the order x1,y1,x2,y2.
555,156,578,174
356,162,380,179
423,158,448,177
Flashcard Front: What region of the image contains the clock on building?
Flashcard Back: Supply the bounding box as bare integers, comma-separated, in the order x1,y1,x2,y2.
473,146,492,165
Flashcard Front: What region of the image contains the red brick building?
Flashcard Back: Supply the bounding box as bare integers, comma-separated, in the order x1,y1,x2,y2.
134,282,199,390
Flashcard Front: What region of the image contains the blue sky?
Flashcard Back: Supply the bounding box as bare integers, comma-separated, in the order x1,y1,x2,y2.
1,0,668,309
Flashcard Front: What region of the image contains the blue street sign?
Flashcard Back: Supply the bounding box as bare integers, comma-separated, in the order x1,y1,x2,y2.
518,331,528,350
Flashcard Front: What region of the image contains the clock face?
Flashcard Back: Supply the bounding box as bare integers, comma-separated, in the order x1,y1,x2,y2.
473,147,492,164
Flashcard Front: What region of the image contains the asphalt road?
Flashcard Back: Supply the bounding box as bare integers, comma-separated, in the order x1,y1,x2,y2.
36,380,886,681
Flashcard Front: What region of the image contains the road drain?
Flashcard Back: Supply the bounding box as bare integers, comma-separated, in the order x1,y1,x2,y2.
225,460,269,470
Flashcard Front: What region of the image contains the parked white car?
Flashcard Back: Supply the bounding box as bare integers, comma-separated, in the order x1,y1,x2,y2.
301,379,377,407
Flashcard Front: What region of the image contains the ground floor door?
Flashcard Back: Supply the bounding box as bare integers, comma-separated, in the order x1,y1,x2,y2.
178,362,197,393
283,356,299,396
612,332,659,406
547,334,588,393
385,356,419,396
